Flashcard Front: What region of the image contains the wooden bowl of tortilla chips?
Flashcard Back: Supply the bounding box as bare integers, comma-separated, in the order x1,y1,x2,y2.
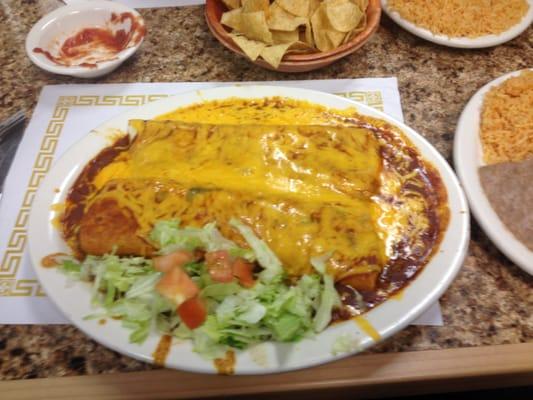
205,0,381,72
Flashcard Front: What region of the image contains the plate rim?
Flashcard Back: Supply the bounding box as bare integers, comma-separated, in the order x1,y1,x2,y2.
28,85,470,374
453,69,533,275
381,0,533,49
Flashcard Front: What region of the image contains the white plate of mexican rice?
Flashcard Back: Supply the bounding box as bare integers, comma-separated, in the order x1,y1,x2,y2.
382,0,533,48
454,70,533,275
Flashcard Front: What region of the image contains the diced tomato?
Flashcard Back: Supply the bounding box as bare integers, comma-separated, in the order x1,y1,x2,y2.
155,265,199,306
232,258,255,288
177,296,207,330
154,250,194,273
205,250,233,283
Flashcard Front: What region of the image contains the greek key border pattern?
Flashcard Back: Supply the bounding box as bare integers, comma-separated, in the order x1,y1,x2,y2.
336,90,384,111
0,94,168,297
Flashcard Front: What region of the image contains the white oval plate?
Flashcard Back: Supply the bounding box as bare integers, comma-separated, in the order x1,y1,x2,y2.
28,86,469,374
454,70,533,275
381,0,533,48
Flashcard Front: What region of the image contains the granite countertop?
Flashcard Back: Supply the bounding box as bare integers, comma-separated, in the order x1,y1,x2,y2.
0,0,532,380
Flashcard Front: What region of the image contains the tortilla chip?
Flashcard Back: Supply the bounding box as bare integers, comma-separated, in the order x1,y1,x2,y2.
222,0,241,10
221,8,243,32
276,0,310,17
308,0,322,16
272,29,300,44
268,2,308,31
230,33,267,61
311,3,334,51
341,28,355,44
325,0,363,32
304,20,315,46
341,12,367,44
285,40,315,53
260,42,294,68
220,0,365,61
326,29,346,48
350,0,368,11
240,11,273,43
241,0,269,14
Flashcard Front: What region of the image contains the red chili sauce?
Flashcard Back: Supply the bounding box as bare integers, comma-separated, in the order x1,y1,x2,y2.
62,134,131,256
331,116,449,319
33,12,145,68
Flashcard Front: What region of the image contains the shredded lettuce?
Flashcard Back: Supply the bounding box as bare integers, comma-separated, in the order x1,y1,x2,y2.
125,273,162,299
183,261,205,277
149,220,201,250
61,219,342,358
59,255,173,344
150,220,255,261
332,333,361,356
201,282,241,301
311,253,342,333
61,259,82,275
229,218,282,282
190,316,226,358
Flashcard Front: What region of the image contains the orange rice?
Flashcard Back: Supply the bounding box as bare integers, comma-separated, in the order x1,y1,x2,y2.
388,0,529,38
480,70,533,164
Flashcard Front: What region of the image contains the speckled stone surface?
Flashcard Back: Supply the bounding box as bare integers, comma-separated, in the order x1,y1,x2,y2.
0,0,532,381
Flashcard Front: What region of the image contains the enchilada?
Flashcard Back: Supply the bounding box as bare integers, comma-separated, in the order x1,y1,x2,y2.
60,98,448,312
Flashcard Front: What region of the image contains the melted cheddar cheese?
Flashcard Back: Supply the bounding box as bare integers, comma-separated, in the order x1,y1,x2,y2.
87,178,386,277
98,121,381,202
65,98,448,292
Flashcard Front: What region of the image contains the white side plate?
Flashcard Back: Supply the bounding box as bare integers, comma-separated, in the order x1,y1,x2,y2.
454,70,533,275
28,86,470,374
382,0,533,48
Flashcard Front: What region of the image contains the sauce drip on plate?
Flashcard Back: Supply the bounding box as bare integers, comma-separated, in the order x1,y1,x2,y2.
354,316,381,341
153,334,172,367
41,252,69,268
214,350,236,375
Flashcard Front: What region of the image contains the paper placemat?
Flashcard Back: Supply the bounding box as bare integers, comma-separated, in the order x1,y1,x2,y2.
0,78,443,326
64,0,204,8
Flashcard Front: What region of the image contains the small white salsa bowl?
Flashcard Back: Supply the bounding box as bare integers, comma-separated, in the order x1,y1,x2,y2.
25,0,145,78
